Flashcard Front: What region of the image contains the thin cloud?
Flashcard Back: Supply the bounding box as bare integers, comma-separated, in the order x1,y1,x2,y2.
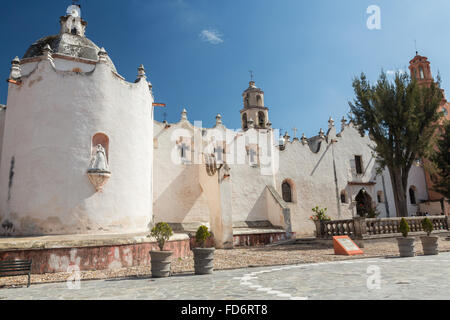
386,69,407,76
199,29,224,45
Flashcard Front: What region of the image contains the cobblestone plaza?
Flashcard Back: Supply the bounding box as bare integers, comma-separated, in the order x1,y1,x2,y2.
1,252,449,300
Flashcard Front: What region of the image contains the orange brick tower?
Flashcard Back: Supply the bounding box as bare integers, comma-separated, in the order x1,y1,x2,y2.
409,53,450,208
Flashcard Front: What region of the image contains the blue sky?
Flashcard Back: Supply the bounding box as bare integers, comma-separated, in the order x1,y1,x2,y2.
1,0,450,137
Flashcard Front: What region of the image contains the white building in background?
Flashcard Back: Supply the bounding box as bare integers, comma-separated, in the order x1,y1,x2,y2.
0,6,433,245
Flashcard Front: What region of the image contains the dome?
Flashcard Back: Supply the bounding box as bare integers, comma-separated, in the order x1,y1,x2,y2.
22,14,117,72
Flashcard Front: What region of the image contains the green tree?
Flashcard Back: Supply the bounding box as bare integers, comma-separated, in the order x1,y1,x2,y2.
349,71,443,217
430,120,450,199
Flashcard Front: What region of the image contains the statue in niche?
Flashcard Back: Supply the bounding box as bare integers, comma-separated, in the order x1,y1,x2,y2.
88,144,110,173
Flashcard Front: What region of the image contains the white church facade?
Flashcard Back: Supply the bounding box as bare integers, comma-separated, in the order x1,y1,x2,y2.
0,7,432,247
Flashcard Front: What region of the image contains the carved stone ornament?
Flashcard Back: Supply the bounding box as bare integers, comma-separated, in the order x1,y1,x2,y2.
87,144,111,192
205,153,218,176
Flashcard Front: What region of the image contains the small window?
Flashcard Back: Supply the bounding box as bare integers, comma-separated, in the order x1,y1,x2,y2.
419,67,424,79
282,181,292,203
340,191,347,204
377,191,384,203
443,107,448,116
409,187,417,205
355,155,363,175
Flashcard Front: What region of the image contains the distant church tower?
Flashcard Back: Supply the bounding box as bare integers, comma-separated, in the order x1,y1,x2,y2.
240,80,270,131
409,52,450,119
408,52,450,202
409,53,433,86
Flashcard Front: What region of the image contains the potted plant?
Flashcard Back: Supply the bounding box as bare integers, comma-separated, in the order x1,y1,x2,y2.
420,218,439,255
366,207,380,219
149,222,173,278
192,226,215,275
396,218,415,257
310,206,331,237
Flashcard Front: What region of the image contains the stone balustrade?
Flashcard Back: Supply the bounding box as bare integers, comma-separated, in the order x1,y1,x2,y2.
315,216,450,240
314,219,355,239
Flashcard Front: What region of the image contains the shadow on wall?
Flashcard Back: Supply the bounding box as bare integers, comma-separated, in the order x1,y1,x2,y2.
244,189,268,222
310,144,331,176
153,166,204,224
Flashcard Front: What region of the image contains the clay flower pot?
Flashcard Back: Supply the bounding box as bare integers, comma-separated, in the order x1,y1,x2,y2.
420,236,439,255
396,237,415,257
193,248,215,275
150,250,173,278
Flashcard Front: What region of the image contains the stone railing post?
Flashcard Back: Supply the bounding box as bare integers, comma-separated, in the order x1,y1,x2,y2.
353,217,366,239
446,216,450,230
314,220,322,238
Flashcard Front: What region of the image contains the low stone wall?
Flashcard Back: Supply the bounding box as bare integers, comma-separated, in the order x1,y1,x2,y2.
189,230,294,248
232,231,294,247
0,233,190,274
315,216,450,240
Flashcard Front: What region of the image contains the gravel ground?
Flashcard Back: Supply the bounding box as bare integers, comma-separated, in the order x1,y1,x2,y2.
1,237,449,288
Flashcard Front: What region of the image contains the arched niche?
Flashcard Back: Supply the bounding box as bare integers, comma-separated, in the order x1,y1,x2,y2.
92,133,110,161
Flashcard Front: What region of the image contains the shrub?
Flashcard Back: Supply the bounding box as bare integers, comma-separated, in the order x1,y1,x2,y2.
150,222,173,251
399,218,410,238
310,206,331,221
366,207,380,218
195,225,211,248
421,218,434,236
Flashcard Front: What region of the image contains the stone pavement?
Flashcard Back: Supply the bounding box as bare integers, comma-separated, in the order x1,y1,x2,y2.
1,252,449,300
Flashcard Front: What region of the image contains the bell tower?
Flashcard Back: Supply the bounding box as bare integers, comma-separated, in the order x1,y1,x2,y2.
240,77,270,131
409,53,433,86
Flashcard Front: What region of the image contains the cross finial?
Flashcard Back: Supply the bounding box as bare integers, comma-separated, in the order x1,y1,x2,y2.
249,70,254,82
414,40,418,56
292,127,298,138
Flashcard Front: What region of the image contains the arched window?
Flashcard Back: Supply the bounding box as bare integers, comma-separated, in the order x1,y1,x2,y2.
258,111,265,128
245,95,250,108
92,133,109,161
409,186,417,205
256,95,262,106
340,190,347,204
282,181,292,203
419,67,425,79
242,113,248,129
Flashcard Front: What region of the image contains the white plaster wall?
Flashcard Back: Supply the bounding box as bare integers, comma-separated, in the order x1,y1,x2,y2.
0,58,153,236
228,129,275,223
153,121,210,224
53,59,96,73
19,62,38,77
277,139,338,236
20,59,95,78
406,165,429,216
333,125,379,217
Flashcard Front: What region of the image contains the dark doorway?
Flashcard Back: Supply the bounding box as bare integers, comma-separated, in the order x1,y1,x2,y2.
355,189,372,217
